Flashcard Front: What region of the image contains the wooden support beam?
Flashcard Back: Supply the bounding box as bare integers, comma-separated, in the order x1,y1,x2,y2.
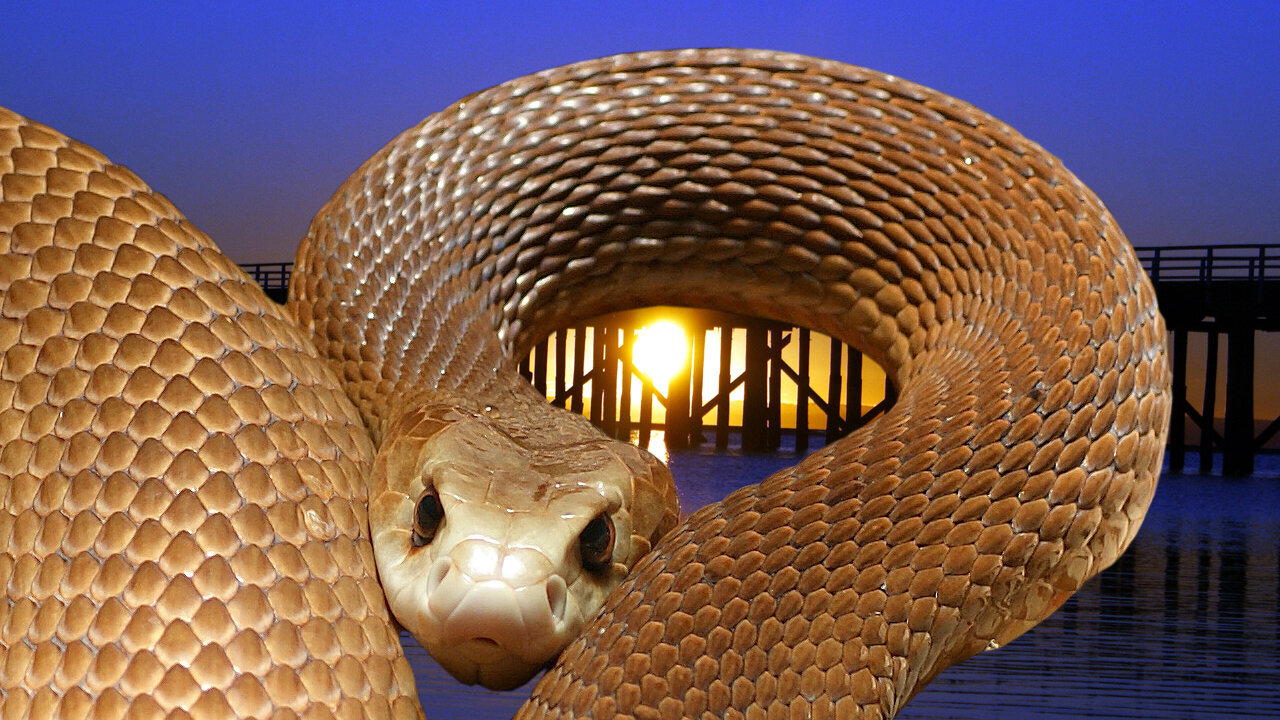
554,330,567,406
687,326,706,448
825,337,843,444
795,328,811,453
767,327,784,451
1256,413,1280,451
600,327,618,436
846,347,863,430
665,332,693,450
1169,329,1187,472
742,324,769,451
716,328,732,449
1223,327,1255,476
617,330,634,442
638,376,654,449
1199,330,1218,473
532,339,548,401
571,326,586,415
589,328,605,427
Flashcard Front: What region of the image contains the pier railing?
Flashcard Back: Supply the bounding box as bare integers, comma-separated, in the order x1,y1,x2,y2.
239,262,292,303
244,246,1280,293
1135,243,1280,283
243,245,1280,290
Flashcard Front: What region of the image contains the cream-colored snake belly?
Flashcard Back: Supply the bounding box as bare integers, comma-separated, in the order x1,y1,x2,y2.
1,49,1168,719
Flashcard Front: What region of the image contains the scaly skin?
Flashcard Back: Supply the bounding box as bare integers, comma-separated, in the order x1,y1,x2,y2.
0,107,421,718
3,49,1168,719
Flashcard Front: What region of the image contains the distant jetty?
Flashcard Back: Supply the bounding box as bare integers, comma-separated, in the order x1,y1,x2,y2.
240,243,1280,475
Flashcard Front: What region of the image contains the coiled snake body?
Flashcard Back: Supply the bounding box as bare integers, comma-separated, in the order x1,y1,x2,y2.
1,49,1168,718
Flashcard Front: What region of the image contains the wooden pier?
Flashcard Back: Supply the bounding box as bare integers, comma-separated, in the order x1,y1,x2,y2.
518,308,895,453
242,242,1280,472
1135,243,1280,475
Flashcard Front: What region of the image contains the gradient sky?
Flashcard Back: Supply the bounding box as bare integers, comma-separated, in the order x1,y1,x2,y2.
5,1,1277,263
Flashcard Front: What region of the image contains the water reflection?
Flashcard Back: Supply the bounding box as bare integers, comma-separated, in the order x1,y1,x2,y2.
909,463,1280,719
407,452,1280,719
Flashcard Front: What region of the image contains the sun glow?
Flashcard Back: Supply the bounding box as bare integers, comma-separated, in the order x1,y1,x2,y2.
631,321,688,391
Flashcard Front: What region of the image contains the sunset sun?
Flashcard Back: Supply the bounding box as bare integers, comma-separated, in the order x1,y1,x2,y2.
630,321,688,390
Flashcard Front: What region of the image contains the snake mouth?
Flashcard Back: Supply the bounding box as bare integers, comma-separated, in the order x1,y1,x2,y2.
459,637,508,664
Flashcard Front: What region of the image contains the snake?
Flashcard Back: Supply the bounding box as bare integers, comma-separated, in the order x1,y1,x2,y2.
0,49,1169,719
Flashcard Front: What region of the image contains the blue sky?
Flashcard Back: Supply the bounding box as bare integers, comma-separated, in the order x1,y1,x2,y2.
5,1,1277,262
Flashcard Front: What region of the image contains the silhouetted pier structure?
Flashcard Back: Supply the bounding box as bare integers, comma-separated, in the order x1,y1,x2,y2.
518,308,895,452
1135,244,1279,476
240,262,292,304
240,242,1278,469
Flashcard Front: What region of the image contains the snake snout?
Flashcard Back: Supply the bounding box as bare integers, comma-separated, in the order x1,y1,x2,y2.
424,543,573,669
424,550,565,620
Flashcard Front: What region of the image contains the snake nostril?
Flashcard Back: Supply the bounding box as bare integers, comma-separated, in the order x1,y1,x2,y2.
546,575,568,622
428,557,452,593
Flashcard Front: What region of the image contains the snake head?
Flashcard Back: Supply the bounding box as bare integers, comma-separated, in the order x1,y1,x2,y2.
368,401,678,690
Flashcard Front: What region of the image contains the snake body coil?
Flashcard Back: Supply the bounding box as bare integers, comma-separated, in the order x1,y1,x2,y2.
2,49,1168,719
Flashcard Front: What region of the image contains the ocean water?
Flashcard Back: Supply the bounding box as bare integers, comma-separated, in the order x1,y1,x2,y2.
405,448,1280,718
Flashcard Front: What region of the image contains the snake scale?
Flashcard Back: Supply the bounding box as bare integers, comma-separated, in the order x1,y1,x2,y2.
1,49,1168,719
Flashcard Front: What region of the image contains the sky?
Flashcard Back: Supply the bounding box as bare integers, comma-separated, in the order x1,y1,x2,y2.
4,1,1277,263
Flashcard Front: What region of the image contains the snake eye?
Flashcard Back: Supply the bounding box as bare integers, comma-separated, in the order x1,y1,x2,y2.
413,489,444,547
579,513,615,573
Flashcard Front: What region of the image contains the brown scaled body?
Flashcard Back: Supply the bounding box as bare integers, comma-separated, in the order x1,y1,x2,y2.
0,110,418,717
